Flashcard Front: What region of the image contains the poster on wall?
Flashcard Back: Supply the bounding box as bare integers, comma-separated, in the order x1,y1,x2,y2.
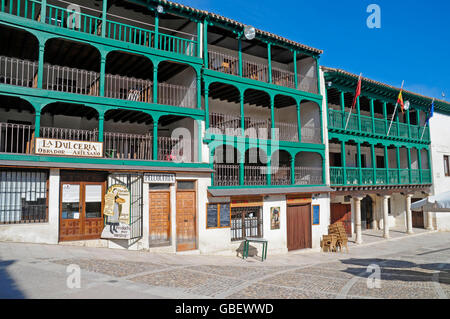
270,207,280,230
101,184,131,240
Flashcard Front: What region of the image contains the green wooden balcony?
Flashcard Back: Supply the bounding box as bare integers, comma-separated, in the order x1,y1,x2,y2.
330,166,432,186
1,0,199,58
328,109,430,142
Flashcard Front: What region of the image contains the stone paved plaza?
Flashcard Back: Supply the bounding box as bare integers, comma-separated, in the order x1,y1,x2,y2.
0,230,449,299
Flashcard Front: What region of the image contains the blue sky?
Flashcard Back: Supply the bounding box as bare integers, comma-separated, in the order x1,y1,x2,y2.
176,0,449,100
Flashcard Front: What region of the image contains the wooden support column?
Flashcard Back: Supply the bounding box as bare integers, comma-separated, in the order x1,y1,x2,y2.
356,96,361,131
37,42,45,89
340,91,345,129
296,100,301,142
293,51,298,89
101,0,107,37
196,21,201,57
356,142,362,184
341,140,347,185
238,37,243,77
383,102,388,135
291,156,296,185
240,90,245,137
270,95,275,140
98,113,104,142
154,12,159,50
418,148,423,184
384,145,389,184
152,117,159,160
406,108,411,138
267,42,272,84
196,74,201,109
239,153,244,186
396,147,401,184
204,85,210,129
40,0,47,23
99,53,106,97
371,143,376,184
370,99,375,134
153,64,158,104
407,147,412,183
203,19,208,68
34,110,41,138
315,57,321,95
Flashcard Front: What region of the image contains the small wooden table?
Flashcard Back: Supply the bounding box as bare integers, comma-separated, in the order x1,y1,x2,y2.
242,238,268,261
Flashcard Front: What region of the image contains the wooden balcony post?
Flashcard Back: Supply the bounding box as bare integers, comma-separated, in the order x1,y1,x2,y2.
370,99,375,134
296,100,301,142
417,147,423,184
196,21,201,57
356,142,362,184
99,53,106,97
40,0,47,23
239,153,244,186
384,145,389,184
341,140,347,185
396,146,401,183
356,96,361,131
293,51,298,89
406,108,411,138
267,42,272,84
407,147,412,183
396,111,400,136
98,113,104,142
34,110,41,138
153,64,158,104
152,116,159,160
270,95,275,139
267,159,272,186
37,42,45,89
154,12,159,50
101,0,107,38
238,37,243,77
240,90,245,137
371,143,376,184
291,157,295,185
203,19,208,68
383,102,387,134
340,91,345,129
196,73,201,109
204,85,210,129
315,57,321,95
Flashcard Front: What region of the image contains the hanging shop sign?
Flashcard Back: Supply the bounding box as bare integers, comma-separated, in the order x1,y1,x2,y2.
35,138,103,158
101,184,131,240
144,173,176,184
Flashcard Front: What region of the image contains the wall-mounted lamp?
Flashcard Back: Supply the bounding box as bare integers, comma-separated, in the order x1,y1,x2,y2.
157,5,164,14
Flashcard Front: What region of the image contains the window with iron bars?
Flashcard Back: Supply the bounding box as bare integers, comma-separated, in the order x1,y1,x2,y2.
231,206,263,241
0,169,48,224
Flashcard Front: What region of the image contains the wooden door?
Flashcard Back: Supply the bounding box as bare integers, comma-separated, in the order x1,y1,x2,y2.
149,191,171,245
412,211,424,228
330,203,352,235
60,182,104,242
176,182,196,251
287,204,312,251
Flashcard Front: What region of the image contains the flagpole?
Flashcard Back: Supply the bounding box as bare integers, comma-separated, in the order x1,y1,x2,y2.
344,73,362,130
421,98,435,140
387,80,404,136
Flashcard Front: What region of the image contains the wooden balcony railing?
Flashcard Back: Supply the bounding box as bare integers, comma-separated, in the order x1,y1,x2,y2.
208,50,239,76
275,122,299,142
42,63,100,96
244,118,271,140
271,166,291,185
158,82,196,108
157,136,191,162
1,0,198,57
242,59,268,83
0,122,35,154
294,166,323,185
103,132,152,160
213,163,240,186
105,74,152,103
272,67,295,89
328,109,430,142
330,167,432,186
209,112,241,136
0,56,38,88
40,126,98,141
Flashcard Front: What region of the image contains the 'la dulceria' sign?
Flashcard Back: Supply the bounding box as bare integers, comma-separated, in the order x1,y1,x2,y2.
35,138,103,158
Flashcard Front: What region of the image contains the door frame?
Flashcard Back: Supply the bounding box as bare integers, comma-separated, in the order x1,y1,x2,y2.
59,181,105,242
175,180,197,251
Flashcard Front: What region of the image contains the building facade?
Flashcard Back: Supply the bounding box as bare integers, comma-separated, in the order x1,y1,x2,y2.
0,0,333,255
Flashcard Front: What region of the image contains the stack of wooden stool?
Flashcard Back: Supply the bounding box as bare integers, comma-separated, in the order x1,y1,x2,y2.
321,222,349,253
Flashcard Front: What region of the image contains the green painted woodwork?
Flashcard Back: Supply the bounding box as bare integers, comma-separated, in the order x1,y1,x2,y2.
293,51,298,89
267,43,272,84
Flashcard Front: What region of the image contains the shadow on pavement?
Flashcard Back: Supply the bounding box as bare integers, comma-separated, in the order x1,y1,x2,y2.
0,260,26,299
340,258,450,284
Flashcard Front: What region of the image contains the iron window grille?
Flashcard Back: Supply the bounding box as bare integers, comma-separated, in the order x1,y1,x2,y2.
231,206,263,241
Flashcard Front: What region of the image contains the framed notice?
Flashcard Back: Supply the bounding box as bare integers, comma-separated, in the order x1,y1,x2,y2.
206,203,231,229
35,138,103,158
312,205,320,225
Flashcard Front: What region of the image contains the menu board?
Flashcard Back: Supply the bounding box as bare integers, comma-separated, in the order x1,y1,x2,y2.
207,204,219,228
219,203,230,227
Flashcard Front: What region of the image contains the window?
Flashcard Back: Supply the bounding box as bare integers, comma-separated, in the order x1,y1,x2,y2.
444,156,450,177
231,206,263,241
177,181,195,190
206,203,230,228
0,169,48,224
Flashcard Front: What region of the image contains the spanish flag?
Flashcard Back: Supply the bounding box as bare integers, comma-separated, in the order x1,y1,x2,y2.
397,90,404,113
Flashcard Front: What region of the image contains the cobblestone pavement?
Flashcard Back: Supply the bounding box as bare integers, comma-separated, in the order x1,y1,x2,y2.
0,231,449,299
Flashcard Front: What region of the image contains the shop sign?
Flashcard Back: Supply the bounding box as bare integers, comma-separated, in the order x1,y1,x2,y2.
144,173,176,184
101,184,131,240
35,138,103,158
